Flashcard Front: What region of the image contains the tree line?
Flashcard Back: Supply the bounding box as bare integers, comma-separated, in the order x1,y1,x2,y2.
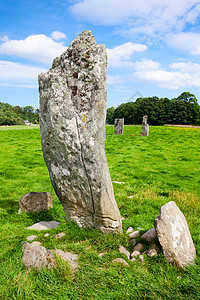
0,102,39,126
106,92,200,125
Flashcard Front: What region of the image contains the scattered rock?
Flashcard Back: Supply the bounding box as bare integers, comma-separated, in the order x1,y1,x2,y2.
26,235,37,242
19,192,53,213
147,245,159,257
99,252,106,257
131,250,140,258
141,228,157,242
112,181,125,184
22,242,54,269
31,241,42,246
27,221,60,231
119,246,130,259
130,257,136,262
112,258,129,267
130,239,137,246
44,233,50,237
126,227,133,234
55,232,65,239
85,246,92,250
133,243,144,252
129,231,140,239
154,201,196,268
128,196,134,199
53,249,78,272
139,254,144,263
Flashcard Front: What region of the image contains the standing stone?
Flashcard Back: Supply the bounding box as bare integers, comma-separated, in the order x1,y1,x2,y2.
115,118,124,135
38,30,122,233
154,201,196,268
19,192,53,213
141,115,149,136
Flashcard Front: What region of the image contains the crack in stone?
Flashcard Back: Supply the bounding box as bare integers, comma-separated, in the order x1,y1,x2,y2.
75,116,95,225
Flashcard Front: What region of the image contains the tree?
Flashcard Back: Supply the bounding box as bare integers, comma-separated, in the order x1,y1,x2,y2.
106,106,115,124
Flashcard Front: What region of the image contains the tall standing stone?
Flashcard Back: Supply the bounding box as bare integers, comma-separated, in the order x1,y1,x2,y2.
141,115,149,136
115,118,124,135
154,201,196,268
38,31,122,233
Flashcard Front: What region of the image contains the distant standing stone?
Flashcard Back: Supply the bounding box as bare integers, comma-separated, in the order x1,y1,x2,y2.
154,201,196,268
115,118,124,135
19,192,53,213
38,30,122,233
141,115,149,136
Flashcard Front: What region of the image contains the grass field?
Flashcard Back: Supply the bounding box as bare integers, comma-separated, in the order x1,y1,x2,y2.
0,125,200,299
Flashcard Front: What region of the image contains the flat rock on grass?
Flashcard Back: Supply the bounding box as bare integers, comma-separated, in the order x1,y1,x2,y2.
53,249,78,272
22,242,54,269
112,258,129,267
19,192,53,213
27,221,60,231
119,246,130,259
26,235,37,241
154,201,196,268
129,230,140,239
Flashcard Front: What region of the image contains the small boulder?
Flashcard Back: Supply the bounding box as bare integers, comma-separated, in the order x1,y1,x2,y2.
139,254,144,263
19,192,53,213
22,242,54,269
133,243,144,252
129,230,140,239
55,232,65,239
27,221,60,231
26,235,37,242
154,201,196,268
126,227,133,234
141,228,157,242
112,258,129,267
53,249,78,272
131,250,140,258
119,246,130,259
147,245,159,257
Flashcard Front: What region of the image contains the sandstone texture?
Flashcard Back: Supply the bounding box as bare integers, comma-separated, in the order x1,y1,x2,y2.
154,201,196,268
115,118,124,135
19,192,53,213
38,30,122,232
22,242,54,269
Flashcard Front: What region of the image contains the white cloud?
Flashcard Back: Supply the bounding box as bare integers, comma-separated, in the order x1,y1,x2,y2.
0,34,67,65
107,42,147,67
69,0,200,39
107,75,124,85
0,35,9,42
132,59,200,89
167,32,200,54
51,31,67,41
0,60,46,87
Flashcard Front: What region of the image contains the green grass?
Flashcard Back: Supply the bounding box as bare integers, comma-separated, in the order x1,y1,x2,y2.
0,125,200,299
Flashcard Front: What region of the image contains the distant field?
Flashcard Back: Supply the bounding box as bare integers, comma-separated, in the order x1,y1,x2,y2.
0,125,199,299
0,124,40,130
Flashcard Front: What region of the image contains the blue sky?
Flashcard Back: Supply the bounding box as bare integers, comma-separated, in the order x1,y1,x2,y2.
1,0,200,108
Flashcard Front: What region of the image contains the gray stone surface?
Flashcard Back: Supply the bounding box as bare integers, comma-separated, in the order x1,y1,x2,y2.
53,249,78,272
55,232,65,239
26,235,37,241
114,118,124,135
19,192,53,213
38,30,122,233
131,250,140,258
22,242,54,269
154,201,196,268
133,243,144,252
129,230,140,239
27,221,60,231
119,246,130,259
141,228,157,242
112,258,129,267
141,115,149,136
147,245,159,257
126,227,133,234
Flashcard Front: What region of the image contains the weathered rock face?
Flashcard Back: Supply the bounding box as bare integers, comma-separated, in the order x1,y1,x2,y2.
141,115,149,136
38,30,122,233
19,192,53,213
154,201,196,268
115,118,124,135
